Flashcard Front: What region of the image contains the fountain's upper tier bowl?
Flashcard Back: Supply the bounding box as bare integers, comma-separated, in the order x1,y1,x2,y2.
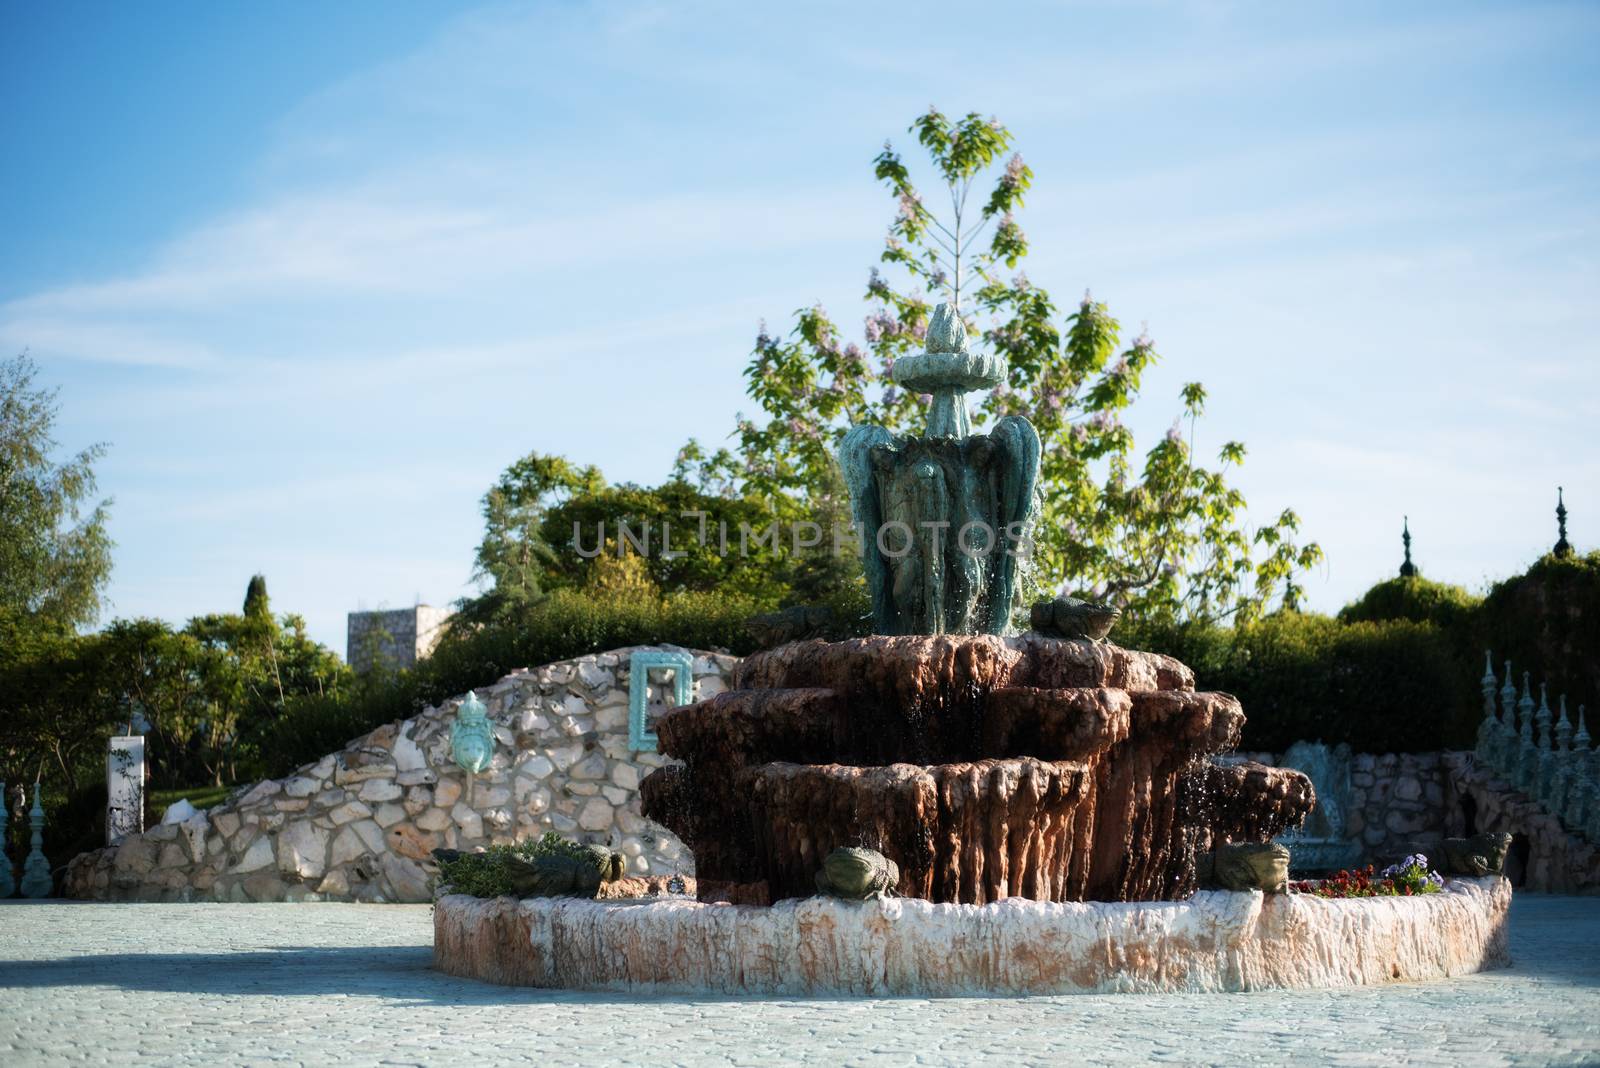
734,632,1193,695
891,349,1007,393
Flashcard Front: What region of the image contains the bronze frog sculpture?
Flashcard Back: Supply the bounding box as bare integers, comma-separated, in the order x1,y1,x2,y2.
815,846,899,900
1030,595,1122,642
1442,832,1513,877
745,604,839,649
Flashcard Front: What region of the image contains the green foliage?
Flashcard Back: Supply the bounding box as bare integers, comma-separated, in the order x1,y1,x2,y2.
434,832,590,899
1478,550,1600,711
1121,612,1475,753
461,448,861,626
243,574,270,621
541,477,800,600
0,352,113,629
679,108,1321,627
467,453,603,621
0,606,126,795
1338,575,1482,630
148,784,233,813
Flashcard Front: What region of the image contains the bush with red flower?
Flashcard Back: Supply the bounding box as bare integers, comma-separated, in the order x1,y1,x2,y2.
1289,854,1445,898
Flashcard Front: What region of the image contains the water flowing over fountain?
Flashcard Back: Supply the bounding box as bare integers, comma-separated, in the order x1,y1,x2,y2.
640,303,1314,904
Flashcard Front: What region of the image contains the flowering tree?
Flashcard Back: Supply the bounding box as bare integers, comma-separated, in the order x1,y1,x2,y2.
681,108,1321,626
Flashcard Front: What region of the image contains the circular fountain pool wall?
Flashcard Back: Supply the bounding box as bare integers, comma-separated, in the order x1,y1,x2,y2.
433,877,1510,996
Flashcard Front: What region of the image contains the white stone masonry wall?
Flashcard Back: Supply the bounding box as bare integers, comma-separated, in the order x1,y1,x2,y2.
65,646,736,903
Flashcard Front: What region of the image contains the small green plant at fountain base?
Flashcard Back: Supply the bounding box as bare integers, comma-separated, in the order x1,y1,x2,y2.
434,832,591,899
1290,855,1445,898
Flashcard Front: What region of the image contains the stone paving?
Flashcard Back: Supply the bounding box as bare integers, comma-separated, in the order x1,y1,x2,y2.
0,894,1596,1067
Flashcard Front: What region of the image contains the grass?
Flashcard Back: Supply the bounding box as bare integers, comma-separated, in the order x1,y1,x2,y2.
148,784,234,814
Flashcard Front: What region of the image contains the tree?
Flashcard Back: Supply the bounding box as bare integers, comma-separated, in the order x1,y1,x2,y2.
463,451,850,621
0,352,113,628
684,109,1322,626
466,453,604,621
243,574,270,620
0,607,122,795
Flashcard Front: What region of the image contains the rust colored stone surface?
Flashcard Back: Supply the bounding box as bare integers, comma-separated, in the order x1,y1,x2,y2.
641,634,1312,904
982,687,1131,761
734,635,1194,700
748,759,1094,904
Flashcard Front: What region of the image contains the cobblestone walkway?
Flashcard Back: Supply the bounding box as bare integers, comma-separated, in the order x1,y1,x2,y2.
0,894,1596,1067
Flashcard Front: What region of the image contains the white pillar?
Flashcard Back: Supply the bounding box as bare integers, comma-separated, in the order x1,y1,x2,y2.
107,736,145,845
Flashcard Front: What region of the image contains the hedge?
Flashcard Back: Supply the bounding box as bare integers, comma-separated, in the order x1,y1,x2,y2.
1120,613,1476,754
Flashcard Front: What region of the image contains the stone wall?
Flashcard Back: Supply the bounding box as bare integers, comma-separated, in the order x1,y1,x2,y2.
433,878,1511,995
346,605,455,673
1240,750,1448,867
65,646,736,903
1443,752,1600,893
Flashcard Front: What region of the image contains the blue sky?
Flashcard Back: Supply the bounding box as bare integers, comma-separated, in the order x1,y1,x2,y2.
3,1,1596,654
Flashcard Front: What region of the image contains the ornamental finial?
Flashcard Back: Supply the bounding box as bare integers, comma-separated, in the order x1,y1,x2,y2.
1399,517,1417,578
1555,487,1572,558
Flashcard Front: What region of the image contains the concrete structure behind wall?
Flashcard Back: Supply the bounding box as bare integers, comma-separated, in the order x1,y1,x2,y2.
347,605,454,673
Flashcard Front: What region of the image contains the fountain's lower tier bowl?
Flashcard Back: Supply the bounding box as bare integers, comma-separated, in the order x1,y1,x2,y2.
433,878,1510,996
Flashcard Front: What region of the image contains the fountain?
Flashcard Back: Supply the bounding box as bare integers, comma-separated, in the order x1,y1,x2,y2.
433,302,1511,995
639,303,1312,905
1273,741,1363,873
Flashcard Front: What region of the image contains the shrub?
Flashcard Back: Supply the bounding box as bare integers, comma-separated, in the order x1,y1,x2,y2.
1289,856,1443,898
1338,576,1482,630
434,832,591,898
1477,550,1600,713
1120,612,1474,753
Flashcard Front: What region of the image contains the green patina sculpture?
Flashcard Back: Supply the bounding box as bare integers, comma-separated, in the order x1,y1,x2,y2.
450,691,494,775
840,302,1040,636
815,846,900,900
20,783,52,899
744,604,839,649
1029,596,1123,642
0,782,12,898
1208,842,1290,893
1441,832,1513,877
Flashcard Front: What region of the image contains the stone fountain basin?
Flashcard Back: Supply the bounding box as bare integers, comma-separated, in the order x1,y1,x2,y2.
746,758,1096,905
433,877,1510,996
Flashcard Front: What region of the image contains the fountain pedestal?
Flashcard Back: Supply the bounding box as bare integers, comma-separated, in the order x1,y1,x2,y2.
641,633,1314,905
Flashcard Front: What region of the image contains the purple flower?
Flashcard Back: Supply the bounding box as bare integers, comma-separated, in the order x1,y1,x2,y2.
1090,411,1116,432
1166,420,1184,446
1081,288,1094,310
1003,153,1025,187
897,191,922,222
1012,271,1031,292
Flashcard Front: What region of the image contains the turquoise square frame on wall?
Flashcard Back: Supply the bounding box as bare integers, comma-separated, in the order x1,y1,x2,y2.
628,649,695,752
